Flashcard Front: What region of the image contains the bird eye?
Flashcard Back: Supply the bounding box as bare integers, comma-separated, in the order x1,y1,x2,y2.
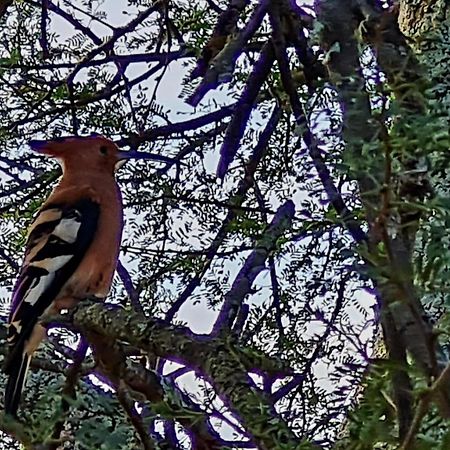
99,146,108,155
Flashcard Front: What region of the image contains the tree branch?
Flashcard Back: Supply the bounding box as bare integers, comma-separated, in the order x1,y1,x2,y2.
44,300,305,450
190,0,249,79
188,0,269,106
216,42,275,179
212,200,295,335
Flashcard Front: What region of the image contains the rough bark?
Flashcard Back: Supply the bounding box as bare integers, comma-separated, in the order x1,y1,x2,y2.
49,300,309,450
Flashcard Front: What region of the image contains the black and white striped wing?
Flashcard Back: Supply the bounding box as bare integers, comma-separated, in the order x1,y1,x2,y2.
6,198,100,356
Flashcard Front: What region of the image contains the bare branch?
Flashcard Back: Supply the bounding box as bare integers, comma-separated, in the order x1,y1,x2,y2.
212,200,295,335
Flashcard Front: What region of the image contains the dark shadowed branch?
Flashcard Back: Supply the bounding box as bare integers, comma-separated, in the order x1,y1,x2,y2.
117,260,144,315
190,0,250,79
212,200,295,335
188,0,269,106
216,42,275,179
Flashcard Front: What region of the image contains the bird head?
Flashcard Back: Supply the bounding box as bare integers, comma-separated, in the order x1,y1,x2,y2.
28,135,169,174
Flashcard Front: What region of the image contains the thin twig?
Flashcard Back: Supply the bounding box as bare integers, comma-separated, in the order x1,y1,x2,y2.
117,260,144,315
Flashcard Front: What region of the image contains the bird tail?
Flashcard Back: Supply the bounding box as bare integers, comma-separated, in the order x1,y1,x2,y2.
4,350,31,416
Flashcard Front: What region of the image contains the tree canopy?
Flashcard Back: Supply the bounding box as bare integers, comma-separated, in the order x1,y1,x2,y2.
1,0,450,449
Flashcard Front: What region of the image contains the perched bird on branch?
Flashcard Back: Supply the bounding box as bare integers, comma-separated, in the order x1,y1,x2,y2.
4,135,161,416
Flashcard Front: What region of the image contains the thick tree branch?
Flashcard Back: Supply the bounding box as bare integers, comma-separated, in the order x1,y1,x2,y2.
46,300,305,450
315,0,450,427
89,333,224,450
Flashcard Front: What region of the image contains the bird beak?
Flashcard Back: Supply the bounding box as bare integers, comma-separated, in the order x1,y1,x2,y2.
117,150,180,164
115,150,182,172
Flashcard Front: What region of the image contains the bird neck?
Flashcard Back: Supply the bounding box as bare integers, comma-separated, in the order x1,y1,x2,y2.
56,169,120,200
49,170,122,211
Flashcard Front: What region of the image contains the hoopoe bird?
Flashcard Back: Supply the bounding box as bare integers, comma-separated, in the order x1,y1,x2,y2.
4,135,160,416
